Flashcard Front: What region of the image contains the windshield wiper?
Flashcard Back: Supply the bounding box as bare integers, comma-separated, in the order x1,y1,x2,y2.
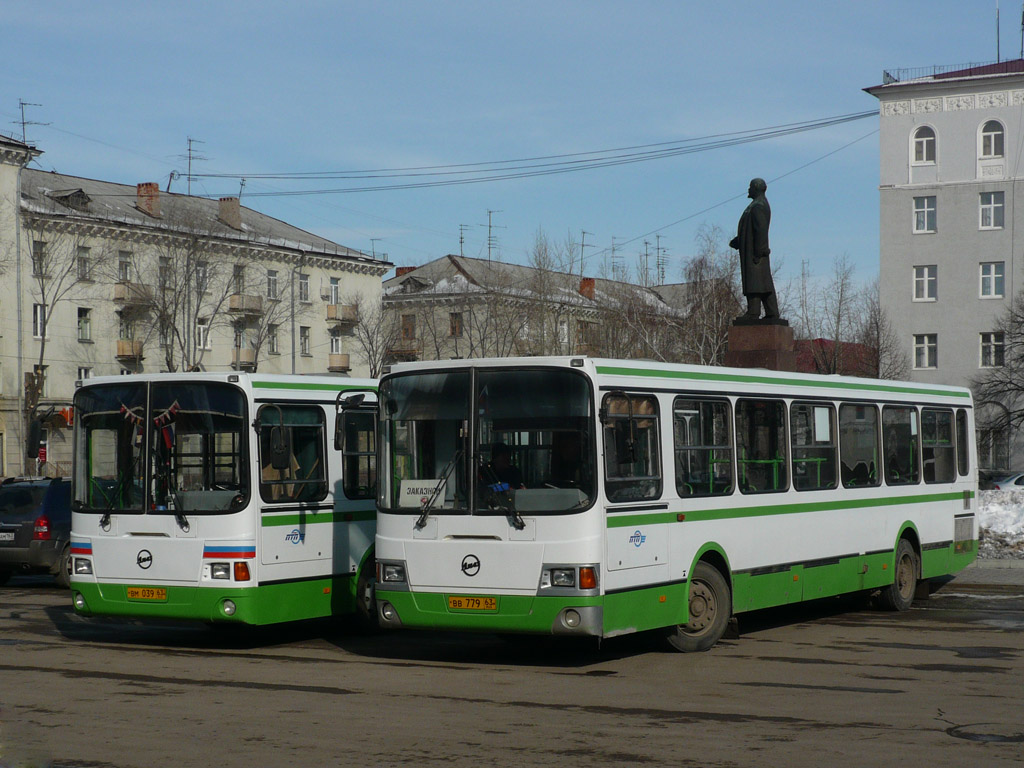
415,449,463,530
478,457,525,530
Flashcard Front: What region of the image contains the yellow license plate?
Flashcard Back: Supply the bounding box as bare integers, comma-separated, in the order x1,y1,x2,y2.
126,587,167,601
447,595,497,611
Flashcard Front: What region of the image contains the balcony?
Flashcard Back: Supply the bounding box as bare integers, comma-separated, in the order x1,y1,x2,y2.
326,303,358,327
386,337,420,361
115,339,144,361
232,348,257,371
113,282,151,306
228,293,263,316
327,353,351,373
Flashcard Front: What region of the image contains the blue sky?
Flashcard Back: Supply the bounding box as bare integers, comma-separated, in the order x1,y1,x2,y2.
0,1,1011,286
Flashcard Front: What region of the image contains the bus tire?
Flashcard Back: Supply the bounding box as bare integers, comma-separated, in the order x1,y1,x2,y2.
352,558,378,632
666,561,731,652
55,543,72,589
877,539,917,612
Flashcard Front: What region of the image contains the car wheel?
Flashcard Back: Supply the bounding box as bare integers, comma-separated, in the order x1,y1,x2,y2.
56,543,72,589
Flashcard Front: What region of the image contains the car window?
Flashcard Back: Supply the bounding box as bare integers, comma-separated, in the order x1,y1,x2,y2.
0,483,50,519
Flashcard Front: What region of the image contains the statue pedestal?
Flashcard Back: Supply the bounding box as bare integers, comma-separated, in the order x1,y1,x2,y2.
724,323,797,372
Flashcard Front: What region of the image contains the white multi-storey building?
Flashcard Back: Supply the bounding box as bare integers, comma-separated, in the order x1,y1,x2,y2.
0,136,390,477
867,60,1024,469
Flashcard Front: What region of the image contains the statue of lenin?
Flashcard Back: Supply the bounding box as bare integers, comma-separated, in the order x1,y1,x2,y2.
729,177,783,324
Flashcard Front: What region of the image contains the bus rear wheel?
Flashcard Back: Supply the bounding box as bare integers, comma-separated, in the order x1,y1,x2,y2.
666,562,731,652
877,539,917,612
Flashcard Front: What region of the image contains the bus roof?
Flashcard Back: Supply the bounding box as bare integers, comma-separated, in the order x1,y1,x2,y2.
384,356,972,404
77,372,377,395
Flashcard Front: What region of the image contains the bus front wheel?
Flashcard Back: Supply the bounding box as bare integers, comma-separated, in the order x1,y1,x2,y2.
877,539,917,612
666,562,731,652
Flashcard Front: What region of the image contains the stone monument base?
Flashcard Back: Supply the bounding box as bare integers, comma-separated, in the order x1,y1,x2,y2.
723,323,797,372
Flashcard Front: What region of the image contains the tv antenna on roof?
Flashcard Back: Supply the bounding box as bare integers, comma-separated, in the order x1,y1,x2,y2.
16,99,49,144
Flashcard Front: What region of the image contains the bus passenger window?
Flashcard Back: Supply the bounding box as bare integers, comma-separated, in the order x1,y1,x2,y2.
673,398,732,497
839,404,880,488
735,399,788,494
790,403,837,491
956,409,970,477
882,406,920,485
922,408,955,484
603,394,662,502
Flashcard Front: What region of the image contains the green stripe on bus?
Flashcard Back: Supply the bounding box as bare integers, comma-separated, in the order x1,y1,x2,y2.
251,381,377,392
594,365,970,398
261,509,375,527
72,575,357,625
607,491,971,528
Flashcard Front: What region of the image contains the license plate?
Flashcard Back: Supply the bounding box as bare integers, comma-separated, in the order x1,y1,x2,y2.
126,587,167,601
0,532,14,542
447,595,497,611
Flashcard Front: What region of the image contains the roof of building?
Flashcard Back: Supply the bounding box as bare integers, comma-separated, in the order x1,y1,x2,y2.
18,166,389,268
867,57,1024,93
384,254,683,312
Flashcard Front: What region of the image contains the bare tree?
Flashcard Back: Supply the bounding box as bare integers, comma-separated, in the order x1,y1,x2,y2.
676,224,741,365
973,288,1024,434
22,217,110,460
854,277,909,380
347,291,402,377
791,254,861,375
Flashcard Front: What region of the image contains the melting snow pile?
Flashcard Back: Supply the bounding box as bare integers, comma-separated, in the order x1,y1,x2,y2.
978,491,1024,559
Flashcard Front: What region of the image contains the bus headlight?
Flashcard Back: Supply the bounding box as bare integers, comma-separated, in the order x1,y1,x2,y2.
222,599,236,616
74,558,93,575
73,592,87,610
551,569,575,587
211,563,231,580
380,563,406,583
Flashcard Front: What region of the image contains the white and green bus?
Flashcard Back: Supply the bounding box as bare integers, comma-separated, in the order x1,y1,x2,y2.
373,357,978,650
69,372,378,626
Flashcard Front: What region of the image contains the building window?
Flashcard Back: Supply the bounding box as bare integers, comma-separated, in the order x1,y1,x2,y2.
32,303,46,338
298,273,310,303
914,333,937,369
158,256,171,291
120,368,134,376
268,324,279,354
913,265,937,301
980,262,1005,298
195,261,209,294
31,240,45,276
980,191,1005,229
77,246,91,280
196,318,210,350
118,251,132,282
330,277,341,305
401,314,416,340
449,312,463,338
267,270,278,299
913,126,936,164
981,120,1004,158
299,326,311,355
119,315,135,340
77,366,92,381
913,196,936,233
981,332,1005,367
77,308,92,341
330,331,342,354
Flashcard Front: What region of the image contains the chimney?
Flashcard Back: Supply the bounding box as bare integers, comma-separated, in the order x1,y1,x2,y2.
579,277,595,300
396,266,416,277
136,182,161,218
218,197,242,230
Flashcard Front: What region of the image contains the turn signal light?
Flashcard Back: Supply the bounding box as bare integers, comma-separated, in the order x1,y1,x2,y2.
579,567,597,590
234,562,251,581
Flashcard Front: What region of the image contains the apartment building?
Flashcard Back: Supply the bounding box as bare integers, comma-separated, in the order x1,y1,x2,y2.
866,60,1024,469
0,136,390,476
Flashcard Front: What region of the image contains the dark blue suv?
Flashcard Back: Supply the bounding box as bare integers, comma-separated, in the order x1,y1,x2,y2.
0,477,72,588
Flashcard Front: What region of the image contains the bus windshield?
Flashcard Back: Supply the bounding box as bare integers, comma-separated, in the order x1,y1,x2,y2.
74,381,249,514
380,367,595,515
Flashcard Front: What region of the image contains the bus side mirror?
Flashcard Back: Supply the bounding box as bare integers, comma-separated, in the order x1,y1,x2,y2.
269,426,292,471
